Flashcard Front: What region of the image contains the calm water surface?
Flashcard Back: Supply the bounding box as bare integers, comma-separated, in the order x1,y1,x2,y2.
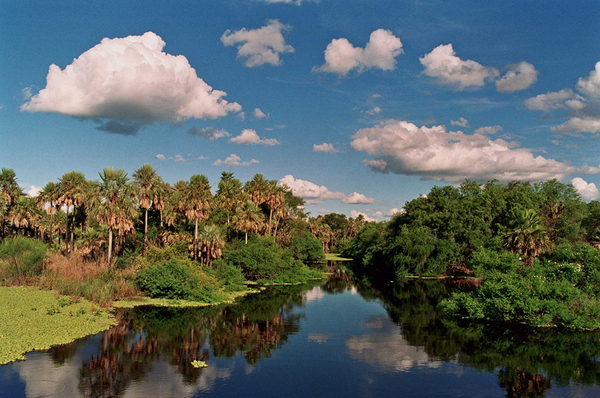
2,273,600,397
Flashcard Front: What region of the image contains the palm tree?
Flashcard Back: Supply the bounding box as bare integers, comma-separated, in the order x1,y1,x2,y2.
0,168,21,237
57,171,86,252
133,164,162,247
8,196,36,234
36,182,60,244
245,174,269,207
153,181,171,228
233,200,264,244
504,209,552,266
264,180,285,236
88,168,137,265
174,175,212,260
198,225,225,266
215,172,244,225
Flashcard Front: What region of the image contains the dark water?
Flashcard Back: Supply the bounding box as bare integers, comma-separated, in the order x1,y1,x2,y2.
2,273,600,398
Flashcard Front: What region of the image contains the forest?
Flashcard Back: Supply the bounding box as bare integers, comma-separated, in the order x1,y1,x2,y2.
0,166,367,306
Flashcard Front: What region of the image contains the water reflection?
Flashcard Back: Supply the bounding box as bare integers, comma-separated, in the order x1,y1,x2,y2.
2,275,600,397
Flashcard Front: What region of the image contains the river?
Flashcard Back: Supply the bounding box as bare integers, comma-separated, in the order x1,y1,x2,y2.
1,272,600,397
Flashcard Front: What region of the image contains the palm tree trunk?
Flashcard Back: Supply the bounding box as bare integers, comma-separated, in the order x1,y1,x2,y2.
49,212,54,245
108,227,113,266
160,210,163,228
194,218,199,261
268,209,273,236
245,231,248,244
71,208,76,252
65,205,69,252
144,208,148,247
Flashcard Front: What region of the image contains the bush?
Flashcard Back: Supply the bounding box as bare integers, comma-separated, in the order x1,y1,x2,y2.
209,259,247,292
0,237,48,284
222,237,322,284
288,232,325,264
135,259,220,302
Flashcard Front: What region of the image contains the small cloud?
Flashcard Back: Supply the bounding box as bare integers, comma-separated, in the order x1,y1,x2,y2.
197,156,208,160
474,125,503,135
387,207,405,216
496,62,538,93
237,111,246,121
450,117,469,127
318,208,333,214
174,154,185,162
188,126,230,140
366,106,382,116
342,192,375,204
230,129,280,145
213,154,259,167
313,143,340,153
21,87,33,100
254,108,268,119
350,210,375,222
371,94,382,99
27,185,42,198
155,154,166,161
265,124,286,131
305,199,321,205
372,210,385,218
221,20,294,67
314,29,403,77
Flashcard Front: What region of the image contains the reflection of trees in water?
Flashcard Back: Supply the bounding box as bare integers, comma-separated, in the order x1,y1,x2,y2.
76,285,313,396
353,278,600,398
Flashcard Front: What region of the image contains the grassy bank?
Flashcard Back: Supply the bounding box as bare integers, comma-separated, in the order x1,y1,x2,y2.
324,253,352,262
0,286,116,365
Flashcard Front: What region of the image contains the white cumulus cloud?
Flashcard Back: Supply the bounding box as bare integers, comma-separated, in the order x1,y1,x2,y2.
279,175,346,201
254,108,268,119
21,32,241,135
388,207,405,216
350,210,375,222
450,117,469,127
230,129,280,145
420,44,499,90
572,177,599,201
366,106,382,116
27,185,42,198
155,154,166,161
351,119,575,182
213,154,259,167
314,29,403,77
342,192,375,204
495,62,538,93
313,143,340,153
221,20,294,67
577,61,600,97
524,89,580,111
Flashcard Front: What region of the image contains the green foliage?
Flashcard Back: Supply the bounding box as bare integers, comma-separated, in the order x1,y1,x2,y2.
288,231,325,264
135,259,222,302
0,237,47,283
222,236,322,283
209,259,247,292
440,243,600,330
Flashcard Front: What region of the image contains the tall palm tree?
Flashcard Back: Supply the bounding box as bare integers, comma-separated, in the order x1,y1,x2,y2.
0,168,21,237
215,171,244,225
153,181,171,228
233,200,264,244
244,174,269,207
198,225,225,266
8,196,36,234
264,180,285,236
36,181,60,244
174,175,212,260
132,164,162,247
88,168,137,265
504,209,551,266
57,171,86,252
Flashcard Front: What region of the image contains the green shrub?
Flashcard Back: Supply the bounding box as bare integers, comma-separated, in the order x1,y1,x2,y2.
0,237,48,284
135,259,220,302
223,237,322,283
288,232,325,264
209,259,247,292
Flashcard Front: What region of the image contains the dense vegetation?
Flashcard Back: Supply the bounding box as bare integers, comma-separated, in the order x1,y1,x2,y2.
343,179,600,329
0,166,337,305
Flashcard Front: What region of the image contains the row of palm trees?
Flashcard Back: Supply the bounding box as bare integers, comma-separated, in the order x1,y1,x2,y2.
0,167,302,266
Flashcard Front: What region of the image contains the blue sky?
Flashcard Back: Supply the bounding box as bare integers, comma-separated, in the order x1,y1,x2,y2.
1,0,600,220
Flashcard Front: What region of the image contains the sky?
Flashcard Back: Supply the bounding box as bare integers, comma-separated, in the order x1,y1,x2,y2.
1,0,600,220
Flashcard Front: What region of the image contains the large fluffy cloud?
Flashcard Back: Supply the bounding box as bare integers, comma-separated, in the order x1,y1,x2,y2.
420,44,499,90
230,129,280,145
572,177,599,201
351,120,575,182
314,29,403,76
577,62,600,97
279,175,373,204
21,32,241,134
495,62,538,93
221,20,294,67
